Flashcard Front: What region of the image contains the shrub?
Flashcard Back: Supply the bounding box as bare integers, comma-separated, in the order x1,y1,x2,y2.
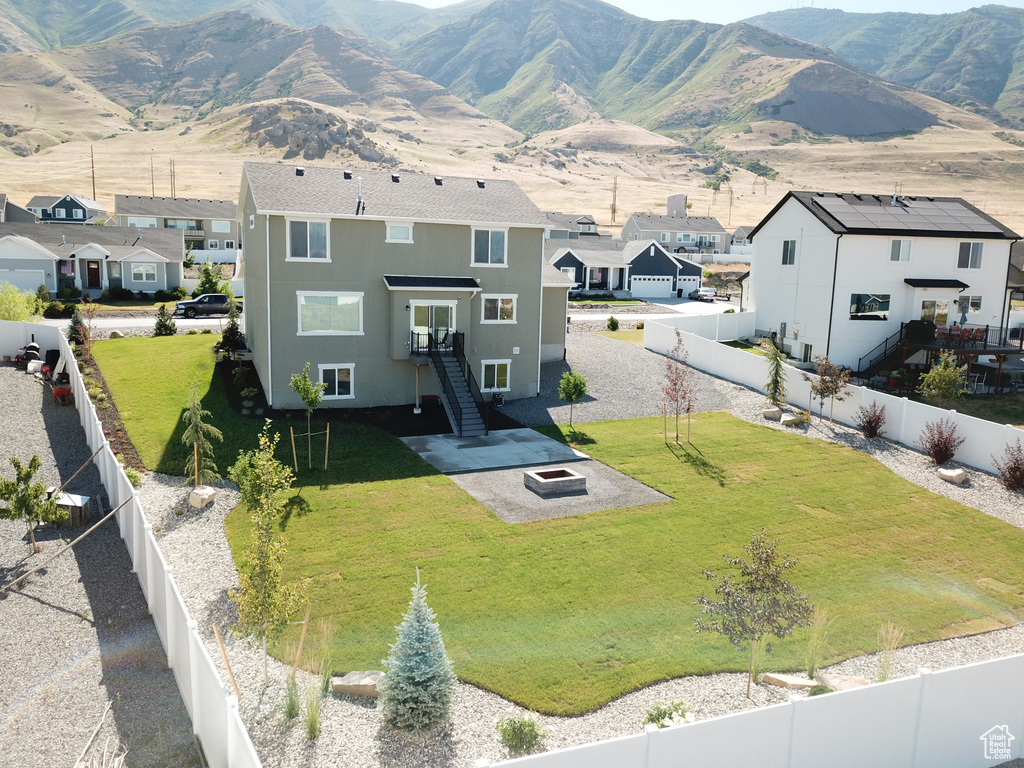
123,465,142,489
643,699,694,729
876,621,905,682
304,683,321,739
186,329,198,335
496,712,546,755
60,285,82,300
43,300,72,318
153,305,176,337
154,289,176,302
805,607,833,679
723,308,735,314
808,684,833,696
35,284,51,312
992,439,1024,491
917,418,965,465
606,315,619,331
636,320,645,330
201,328,213,334
284,675,300,719
108,286,135,301
854,401,887,438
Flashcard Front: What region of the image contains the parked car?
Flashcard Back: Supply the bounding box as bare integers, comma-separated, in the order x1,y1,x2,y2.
174,293,242,318
688,287,718,302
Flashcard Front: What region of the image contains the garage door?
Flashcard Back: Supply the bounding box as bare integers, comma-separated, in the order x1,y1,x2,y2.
0,269,45,292
677,276,700,295
630,275,674,298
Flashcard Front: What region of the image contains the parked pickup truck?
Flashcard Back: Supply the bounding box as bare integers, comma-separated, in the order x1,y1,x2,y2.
174,294,242,318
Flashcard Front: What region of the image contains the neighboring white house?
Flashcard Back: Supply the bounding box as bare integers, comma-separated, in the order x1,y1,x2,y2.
747,191,1019,369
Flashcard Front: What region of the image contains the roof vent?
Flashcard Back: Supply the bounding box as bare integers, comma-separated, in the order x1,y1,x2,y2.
391,174,400,183
295,167,305,177
343,170,352,180
434,176,443,186
476,179,485,189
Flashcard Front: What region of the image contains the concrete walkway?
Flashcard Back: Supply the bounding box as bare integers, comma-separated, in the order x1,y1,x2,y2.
400,428,587,474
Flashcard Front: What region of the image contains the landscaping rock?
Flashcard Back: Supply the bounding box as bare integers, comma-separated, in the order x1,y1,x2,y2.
818,673,871,691
781,413,804,427
762,673,814,690
188,485,218,509
109,330,124,339
332,670,384,698
937,468,967,485
762,407,782,421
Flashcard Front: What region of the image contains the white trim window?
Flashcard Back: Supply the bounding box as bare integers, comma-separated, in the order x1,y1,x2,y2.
782,240,797,265
55,209,66,219
127,216,157,228
224,240,236,250
73,209,84,220
109,262,121,279
481,359,510,392
481,294,516,323
207,239,219,250
472,228,507,266
212,220,231,233
297,291,363,335
560,266,576,282
957,242,983,269
319,363,354,399
960,295,983,313
131,263,157,282
660,232,671,243
890,239,911,262
386,222,414,243
288,220,329,261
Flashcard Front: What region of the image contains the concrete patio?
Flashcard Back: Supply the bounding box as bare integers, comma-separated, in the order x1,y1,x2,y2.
400,428,587,474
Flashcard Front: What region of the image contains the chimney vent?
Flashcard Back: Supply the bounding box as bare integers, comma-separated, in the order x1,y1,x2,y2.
343,170,352,180
295,167,305,177
434,176,443,186
391,174,400,183
476,180,485,189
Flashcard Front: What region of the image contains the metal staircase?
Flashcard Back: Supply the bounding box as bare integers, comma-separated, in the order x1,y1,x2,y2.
414,331,488,437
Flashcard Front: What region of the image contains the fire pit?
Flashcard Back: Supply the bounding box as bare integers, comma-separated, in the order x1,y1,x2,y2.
524,467,586,496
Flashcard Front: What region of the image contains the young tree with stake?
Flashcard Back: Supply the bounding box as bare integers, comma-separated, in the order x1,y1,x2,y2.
694,529,813,698
760,338,787,406
803,355,852,422
181,378,223,487
557,371,587,430
662,330,698,443
290,362,327,470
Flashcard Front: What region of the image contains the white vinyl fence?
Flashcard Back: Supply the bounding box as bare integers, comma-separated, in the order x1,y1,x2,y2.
494,657,1024,768
0,321,261,768
644,315,1024,474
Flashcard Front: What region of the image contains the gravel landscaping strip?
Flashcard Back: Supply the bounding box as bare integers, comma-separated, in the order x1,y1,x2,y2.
0,364,199,768
130,331,1024,767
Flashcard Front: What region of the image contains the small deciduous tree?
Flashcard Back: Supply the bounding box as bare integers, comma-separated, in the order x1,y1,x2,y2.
153,304,176,337
378,570,457,734
0,281,35,321
694,529,813,698
289,362,327,470
916,351,966,402
557,371,587,429
662,330,698,443
0,455,66,552
228,425,302,683
760,338,787,406
181,378,223,487
803,355,851,422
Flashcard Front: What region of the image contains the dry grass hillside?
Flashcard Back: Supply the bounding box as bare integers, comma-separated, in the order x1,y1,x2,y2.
3,94,1024,236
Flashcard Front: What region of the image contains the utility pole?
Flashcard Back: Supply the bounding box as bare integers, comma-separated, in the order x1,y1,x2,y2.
90,146,96,201
151,154,155,197
728,186,734,227
610,175,618,224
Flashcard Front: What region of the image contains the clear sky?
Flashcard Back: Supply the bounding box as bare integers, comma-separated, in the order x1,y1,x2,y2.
416,0,1024,25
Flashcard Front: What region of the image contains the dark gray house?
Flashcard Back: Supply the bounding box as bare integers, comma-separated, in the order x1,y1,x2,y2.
26,194,107,224
548,239,703,298
0,195,38,223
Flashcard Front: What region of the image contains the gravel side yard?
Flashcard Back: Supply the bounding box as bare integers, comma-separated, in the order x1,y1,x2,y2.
133,331,1024,768
0,364,200,768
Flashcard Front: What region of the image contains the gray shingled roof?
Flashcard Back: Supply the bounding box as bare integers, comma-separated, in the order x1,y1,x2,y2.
750,191,1021,240
627,212,728,235
24,194,105,213
543,264,575,287
0,222,185,261
243,163,546,227
548,245,629,268
115,195,238,220
25,195,60,210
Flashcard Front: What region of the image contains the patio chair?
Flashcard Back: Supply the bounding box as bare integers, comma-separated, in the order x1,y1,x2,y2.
957,328,972,347
970,372,986,395
971,327,986,347
936,326,949,345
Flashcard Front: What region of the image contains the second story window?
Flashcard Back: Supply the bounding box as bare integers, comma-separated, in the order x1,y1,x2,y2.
473,229,506,266
481,295,516,323
386,223,413,243
127,217,157,228
782,240,796,265
55,209,66,219
73,209,84,219
957,242,983,269
212,220,231,233
289,220,328,261
890,239,911,262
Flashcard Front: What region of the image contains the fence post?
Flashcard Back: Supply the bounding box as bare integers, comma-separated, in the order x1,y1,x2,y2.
188,620,202,736
909,668,932,768
786,693,802,768
226,695,239,766
164,565,176,670
644,722,659,768
898,397,909,446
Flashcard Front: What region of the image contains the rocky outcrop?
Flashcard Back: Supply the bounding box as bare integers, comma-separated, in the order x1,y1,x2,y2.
242,102,395,163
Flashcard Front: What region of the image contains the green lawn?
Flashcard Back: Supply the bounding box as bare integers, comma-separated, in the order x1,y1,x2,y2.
722,339,767,356
927,392,1024,429
94,337,1024,715
597,329,645,345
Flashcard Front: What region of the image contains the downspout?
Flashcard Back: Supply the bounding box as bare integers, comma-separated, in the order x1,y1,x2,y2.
824,233,843,358
536,230,544,396
1000,239,1020,342
265,212,273,408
